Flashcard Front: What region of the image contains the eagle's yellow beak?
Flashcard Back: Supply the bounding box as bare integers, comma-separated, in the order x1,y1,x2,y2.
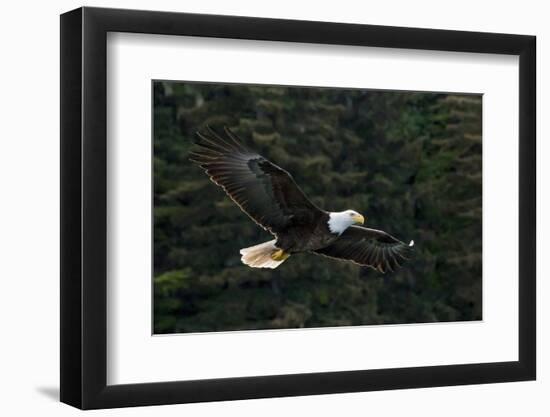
352,213,365,224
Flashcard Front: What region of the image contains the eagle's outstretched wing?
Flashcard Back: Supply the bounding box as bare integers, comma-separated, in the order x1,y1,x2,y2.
314,225,414,273
190,127,322,235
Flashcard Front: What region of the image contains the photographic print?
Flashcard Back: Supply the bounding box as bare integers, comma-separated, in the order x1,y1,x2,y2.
153,81,482,334
60,8,536,407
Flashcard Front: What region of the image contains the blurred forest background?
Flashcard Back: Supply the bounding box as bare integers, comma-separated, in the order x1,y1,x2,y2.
153,81,482,334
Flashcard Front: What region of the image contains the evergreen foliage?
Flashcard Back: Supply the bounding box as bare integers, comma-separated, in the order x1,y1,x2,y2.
153,81,482,334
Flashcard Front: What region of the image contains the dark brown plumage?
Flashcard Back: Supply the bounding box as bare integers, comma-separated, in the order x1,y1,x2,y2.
314,226,414,273
190,126,413,272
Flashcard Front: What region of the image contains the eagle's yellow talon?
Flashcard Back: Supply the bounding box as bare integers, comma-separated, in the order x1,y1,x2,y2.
271,249,290,261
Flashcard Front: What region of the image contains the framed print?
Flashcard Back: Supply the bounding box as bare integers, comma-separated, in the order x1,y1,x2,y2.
60,6,536,409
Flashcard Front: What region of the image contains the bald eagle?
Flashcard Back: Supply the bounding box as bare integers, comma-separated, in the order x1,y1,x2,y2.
190,127,414,272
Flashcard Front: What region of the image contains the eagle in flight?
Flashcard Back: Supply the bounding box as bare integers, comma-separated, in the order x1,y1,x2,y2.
190,127,414,272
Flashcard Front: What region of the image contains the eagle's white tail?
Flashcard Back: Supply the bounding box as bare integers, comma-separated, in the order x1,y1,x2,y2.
239,239,289,269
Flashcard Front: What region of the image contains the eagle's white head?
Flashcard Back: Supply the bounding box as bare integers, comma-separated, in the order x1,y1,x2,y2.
328,210,365,235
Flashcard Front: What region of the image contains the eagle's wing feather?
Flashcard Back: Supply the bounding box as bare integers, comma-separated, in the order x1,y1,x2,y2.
314,225,413,272
190,127,321,234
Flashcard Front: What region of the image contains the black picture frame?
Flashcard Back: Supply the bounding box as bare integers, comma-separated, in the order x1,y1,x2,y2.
60,6,536,410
